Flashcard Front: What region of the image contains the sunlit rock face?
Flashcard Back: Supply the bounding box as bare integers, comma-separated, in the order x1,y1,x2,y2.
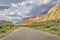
17,2,60,25
0,0,59,23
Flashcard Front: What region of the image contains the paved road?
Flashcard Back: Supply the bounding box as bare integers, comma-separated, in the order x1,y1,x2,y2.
2,27,60,40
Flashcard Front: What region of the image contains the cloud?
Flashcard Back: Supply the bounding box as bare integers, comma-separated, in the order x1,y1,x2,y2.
21,2,27,6
9,12,15,15
12,2,27,7
26,0,34,4
12,3,18,7
12,0,34,7
43,0,51,4
33,0,52,6
8,17,20,19
18,3,21,5
17,12,24,16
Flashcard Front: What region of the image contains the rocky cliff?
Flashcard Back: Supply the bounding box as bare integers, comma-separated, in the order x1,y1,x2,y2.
17,2,60,25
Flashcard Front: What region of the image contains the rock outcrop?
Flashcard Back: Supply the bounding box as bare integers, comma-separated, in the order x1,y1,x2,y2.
17,2,60,25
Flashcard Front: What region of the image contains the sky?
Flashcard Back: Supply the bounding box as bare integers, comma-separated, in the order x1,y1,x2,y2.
0,0,60,23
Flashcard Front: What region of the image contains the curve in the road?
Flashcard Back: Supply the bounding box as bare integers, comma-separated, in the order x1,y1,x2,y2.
1,27,60,40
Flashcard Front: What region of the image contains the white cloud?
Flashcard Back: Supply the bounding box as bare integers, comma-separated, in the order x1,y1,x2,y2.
8,17,12,19
29,0,34,3
43,0,51,4
20,2,27,6
12,3,18,7
9,12,15,15
17,2,27,6
17,12,23,15
18,3,21,5
4,8,9,11
17,0,34,6
8,16,20,20
26,0,34,4
33,0,52,6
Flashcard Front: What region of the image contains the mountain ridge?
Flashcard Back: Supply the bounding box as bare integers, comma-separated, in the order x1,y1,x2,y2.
17,2,60,25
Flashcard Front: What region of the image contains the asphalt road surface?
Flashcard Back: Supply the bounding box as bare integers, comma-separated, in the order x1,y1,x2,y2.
2,27,60,40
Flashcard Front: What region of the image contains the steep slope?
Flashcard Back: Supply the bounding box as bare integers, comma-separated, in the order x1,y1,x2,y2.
17,2,60,25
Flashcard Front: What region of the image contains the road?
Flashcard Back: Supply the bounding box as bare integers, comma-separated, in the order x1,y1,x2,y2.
2,27,60,40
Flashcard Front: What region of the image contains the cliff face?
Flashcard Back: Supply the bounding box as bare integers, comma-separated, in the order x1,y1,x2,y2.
17,2,60,25
45,2,60,20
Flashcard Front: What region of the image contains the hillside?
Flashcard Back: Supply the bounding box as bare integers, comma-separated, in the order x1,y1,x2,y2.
0,20,13,25
17,2,60,25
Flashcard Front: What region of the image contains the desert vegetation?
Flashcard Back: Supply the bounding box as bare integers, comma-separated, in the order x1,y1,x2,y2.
0,20,17,39
0,24,14,33
19,19,60,36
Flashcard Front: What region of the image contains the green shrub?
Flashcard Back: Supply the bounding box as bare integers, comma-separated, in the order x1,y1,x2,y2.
0,29,6,33
0,24,14,33
49,27,59,31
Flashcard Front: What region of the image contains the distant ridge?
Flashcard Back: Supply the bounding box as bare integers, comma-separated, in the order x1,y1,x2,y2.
0,20,13,25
